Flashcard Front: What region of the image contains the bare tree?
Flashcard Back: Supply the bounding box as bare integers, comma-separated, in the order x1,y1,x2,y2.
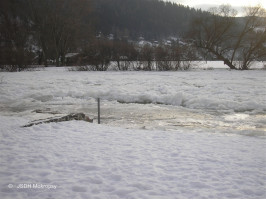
80,39,112,71
28,0,52,66
140,44,154,71
154,45,172,71
191,4,237,69
28,0,91,67
112,40,135,71
234,6,266,69
0,0,33,71
190,4,266,70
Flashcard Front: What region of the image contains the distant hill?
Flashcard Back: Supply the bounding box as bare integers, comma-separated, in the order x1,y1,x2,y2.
89,0,208,40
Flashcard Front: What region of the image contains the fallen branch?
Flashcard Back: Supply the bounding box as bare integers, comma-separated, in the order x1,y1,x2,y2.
23,113,93,127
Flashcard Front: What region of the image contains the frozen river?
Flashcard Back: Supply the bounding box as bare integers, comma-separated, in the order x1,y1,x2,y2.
74,99,266,137
0,64,265,136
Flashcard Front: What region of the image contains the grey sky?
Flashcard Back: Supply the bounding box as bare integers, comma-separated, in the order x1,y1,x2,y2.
167,0,266,10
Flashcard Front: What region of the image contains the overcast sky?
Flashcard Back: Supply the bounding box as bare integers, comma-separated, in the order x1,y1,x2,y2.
167,0,266,14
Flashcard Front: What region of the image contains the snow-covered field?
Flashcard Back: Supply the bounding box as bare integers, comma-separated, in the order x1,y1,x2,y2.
0,63,266,198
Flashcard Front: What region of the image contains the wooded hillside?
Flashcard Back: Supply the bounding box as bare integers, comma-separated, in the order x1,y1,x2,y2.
90,0,206,40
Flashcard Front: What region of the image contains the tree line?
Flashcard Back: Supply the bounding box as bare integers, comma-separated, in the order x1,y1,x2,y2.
0,0,265,71
0,0,205,71
74,38,197,71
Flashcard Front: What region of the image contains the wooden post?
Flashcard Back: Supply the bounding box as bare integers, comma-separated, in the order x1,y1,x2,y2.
97,98,100,124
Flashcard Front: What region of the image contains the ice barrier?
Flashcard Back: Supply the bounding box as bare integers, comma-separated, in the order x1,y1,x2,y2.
76,89,266,114
2,88,265,115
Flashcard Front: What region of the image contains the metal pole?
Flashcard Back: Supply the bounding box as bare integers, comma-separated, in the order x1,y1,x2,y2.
97,98,100,124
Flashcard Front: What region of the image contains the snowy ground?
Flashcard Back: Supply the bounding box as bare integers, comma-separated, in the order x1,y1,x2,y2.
0,62,266,198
